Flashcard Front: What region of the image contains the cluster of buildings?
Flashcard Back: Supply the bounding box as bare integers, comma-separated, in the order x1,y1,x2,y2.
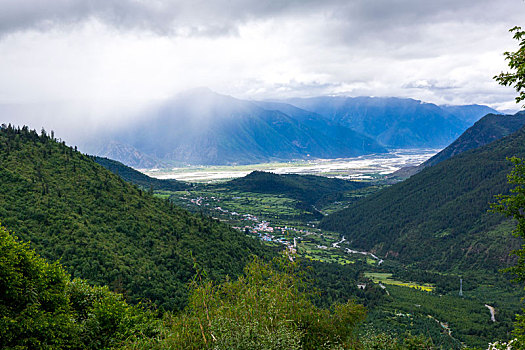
189,196,204,206
184,194,302,254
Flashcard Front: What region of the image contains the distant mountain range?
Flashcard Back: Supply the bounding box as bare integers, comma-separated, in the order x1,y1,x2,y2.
439,104,500,125
95,140,166,169
87,89,386,167
281,96,498,148
83,89,499,168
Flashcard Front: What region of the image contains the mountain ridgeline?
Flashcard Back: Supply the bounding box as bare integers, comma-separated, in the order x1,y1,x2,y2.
390,111,525,179
93,156,189,191
282,96,498,148
320,125,525,272
0,125,272,310
421,111,525,168
83,89,497,168
225,171,368,206
88,89,386,167
440,104,502,124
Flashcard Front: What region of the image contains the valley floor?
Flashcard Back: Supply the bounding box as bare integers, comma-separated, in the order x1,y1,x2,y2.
153,172,523,349
143,148,440,183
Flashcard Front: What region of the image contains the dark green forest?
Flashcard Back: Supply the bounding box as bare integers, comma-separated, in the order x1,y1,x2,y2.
225,170,369,206
0,124,272,310
321,126,525,273
0,224,159,349
93,156,189,191
2,222,443,349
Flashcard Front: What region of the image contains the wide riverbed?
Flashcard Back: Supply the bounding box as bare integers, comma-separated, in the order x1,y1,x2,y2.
143,148,439,183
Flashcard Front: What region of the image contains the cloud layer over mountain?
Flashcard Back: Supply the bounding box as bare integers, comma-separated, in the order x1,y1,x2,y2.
0,0,524,143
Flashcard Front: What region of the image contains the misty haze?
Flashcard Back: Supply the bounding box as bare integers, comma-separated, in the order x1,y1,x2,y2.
2,1,525,349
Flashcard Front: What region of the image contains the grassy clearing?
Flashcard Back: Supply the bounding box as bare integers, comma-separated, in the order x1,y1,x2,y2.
299,240,356,265
365,272,435,292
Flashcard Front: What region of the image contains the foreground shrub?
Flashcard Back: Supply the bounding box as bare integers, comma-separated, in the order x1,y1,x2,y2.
124,256,366,350
0,224,158,349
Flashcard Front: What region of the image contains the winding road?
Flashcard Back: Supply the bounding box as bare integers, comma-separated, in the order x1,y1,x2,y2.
485,304,496,322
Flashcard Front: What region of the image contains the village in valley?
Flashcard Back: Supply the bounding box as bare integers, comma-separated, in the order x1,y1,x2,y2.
165,187,406,278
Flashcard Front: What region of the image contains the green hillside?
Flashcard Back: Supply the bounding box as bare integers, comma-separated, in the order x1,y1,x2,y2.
225,171,369,206
93,156,189,191
421,111,525,168
0,125,271,310
220,171,370,219
1,223,380,350
0,224,159,349
320,126,525,273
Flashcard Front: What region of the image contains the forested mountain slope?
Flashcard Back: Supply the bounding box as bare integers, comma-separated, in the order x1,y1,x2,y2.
320,126,525,272
421,111,525,168
93,156,189,191
0,125,271,310
0,223,160,349
224,171,368,206
389,111,525,179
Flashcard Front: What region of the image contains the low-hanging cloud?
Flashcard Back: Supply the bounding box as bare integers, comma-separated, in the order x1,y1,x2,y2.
0,0,524,143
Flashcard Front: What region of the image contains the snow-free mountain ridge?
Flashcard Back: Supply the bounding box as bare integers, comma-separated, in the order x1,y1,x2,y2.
86,89,499,168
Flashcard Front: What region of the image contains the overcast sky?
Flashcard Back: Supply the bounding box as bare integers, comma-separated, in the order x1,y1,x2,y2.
1,0,524,138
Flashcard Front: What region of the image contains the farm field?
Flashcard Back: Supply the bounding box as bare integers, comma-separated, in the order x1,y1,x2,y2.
151,177,522,348
364,272,435,292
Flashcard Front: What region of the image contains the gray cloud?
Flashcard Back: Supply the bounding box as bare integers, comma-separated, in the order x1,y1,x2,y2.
0,0,336,37
322,0,525,51
0,0,524,138
1,0,522,39
403,80,458,91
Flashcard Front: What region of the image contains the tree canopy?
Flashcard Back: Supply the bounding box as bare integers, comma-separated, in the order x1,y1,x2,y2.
491,157,525,347
494,26,525,107
0,224,158,349
0,124,272,310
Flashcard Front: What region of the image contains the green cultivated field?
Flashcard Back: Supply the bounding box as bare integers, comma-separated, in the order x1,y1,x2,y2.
151,178,522,348
364,272,435,292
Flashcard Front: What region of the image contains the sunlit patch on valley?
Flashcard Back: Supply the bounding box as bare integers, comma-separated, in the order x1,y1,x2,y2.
143,148,440,182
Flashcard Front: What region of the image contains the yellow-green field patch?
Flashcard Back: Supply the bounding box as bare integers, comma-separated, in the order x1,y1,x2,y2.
365,272,434,292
